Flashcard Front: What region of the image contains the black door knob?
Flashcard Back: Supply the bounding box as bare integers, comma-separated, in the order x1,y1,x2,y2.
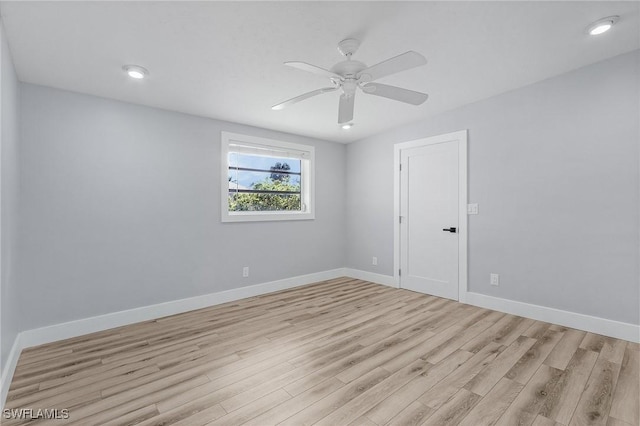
442,227,457,233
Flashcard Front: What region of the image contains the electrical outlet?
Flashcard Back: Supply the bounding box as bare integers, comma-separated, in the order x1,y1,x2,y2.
242,267,249,278
372,257,378,266
467,203,479,215
490,273,499,286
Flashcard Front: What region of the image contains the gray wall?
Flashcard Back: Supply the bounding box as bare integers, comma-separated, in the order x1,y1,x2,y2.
0,21,20,375
347,50,639,325
7,48,640,342
17,84,346,331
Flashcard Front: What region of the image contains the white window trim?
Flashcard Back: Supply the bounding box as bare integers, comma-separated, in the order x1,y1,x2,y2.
221,132,315,222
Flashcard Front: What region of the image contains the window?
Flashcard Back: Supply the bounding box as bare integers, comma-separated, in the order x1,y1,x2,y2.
221,132,315,222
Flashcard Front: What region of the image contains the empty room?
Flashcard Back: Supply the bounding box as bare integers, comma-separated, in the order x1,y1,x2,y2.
0,1,638,425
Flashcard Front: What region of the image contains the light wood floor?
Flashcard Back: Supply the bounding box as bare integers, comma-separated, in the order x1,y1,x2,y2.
5,278,639,426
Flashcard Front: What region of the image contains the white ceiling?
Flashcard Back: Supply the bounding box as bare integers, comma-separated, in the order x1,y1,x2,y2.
1,2,638,143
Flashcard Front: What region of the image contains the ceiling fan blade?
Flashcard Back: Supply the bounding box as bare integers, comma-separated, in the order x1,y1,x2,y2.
271,87,338,110
358,51,427,82
361,83,428,105
285,61,342,80
338,94,355,124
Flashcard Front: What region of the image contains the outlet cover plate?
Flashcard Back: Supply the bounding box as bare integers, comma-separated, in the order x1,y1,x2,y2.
490,273,499,286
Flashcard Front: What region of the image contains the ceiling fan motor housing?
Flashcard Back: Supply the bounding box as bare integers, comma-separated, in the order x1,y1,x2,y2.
330,60,367,79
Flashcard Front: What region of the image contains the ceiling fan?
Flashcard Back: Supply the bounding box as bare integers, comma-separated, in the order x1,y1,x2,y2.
272,38,429,125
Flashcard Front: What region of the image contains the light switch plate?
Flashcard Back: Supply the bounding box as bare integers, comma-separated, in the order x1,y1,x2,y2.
467,203,479,215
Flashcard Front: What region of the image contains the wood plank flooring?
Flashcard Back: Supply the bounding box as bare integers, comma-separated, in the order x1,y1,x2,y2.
4,278,639,425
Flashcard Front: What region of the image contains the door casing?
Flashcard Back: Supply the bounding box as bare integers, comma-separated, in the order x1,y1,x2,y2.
393,130,468,302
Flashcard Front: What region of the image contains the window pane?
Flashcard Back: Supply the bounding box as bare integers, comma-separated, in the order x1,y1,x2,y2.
227,152,302,212
228,153,301,173
222,133,314,222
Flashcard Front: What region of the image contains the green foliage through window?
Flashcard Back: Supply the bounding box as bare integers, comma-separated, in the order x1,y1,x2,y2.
229,159,302,212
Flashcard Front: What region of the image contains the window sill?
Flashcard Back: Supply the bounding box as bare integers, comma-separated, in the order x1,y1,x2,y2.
221,211,315,223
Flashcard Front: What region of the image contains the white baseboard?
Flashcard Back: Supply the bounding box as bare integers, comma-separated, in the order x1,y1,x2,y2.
344,268,397,288
3,269,637,409
0,268,347,409
0,334,22,411
343,269,639,342
465,292,640,343
343,269,639,343
19,268,347,350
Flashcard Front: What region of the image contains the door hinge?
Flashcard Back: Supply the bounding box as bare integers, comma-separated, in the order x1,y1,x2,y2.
399,163,402,171
399,216,402,224
398,269,401,277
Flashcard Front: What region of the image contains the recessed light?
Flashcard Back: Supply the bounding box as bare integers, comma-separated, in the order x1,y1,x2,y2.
586,16,619,36
341,123,354,130
123,65,149,79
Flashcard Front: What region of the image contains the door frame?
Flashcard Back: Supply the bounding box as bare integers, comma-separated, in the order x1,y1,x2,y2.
393,130,468,302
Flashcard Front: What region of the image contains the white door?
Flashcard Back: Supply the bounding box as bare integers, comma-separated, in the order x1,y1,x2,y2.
400,139,460,300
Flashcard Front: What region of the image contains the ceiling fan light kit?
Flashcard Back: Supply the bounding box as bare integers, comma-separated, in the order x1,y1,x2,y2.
272,38,429,125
